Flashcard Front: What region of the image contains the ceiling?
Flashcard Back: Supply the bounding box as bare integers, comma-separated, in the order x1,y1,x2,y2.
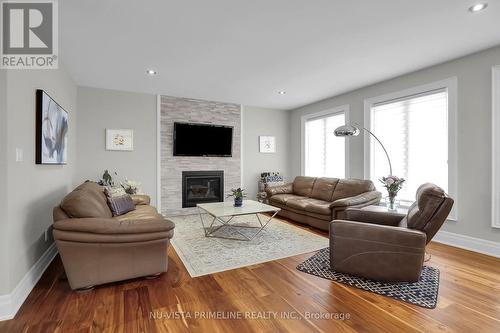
60,0,500,110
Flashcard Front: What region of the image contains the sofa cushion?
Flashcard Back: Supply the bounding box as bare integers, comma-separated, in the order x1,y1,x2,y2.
131,194,151,206
286,198,332,215
285,198,309,211
114,205,162,222
292,176,316,197
61,182,112,218
269,194,304,206
331,179,375,202
272,202,332,221
310,177,339,201
53,216,175,234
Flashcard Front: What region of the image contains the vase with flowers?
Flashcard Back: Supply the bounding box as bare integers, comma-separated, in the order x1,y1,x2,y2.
227,188,246,207
379,176,405,211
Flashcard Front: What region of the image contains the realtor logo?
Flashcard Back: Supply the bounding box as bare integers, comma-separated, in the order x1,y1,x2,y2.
1,0,58,69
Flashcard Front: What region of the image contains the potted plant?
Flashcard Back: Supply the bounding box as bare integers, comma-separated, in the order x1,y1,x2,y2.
379,176,405,211
228,188,246,207
98,170,117,187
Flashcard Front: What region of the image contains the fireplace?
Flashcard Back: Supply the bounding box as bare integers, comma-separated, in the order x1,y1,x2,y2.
182,171,224,208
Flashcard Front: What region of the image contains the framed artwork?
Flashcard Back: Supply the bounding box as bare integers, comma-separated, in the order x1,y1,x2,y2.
106,129,134,151
259,136,276,153
36,90,69,165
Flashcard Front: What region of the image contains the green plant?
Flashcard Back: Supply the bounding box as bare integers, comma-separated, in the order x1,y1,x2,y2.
98,170,117,187
227,188,246,199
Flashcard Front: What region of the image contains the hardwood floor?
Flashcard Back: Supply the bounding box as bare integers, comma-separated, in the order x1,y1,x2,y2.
1,219,499,333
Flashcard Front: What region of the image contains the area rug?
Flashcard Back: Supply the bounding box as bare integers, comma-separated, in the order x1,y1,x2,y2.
297,248,440,309
169,214,328,277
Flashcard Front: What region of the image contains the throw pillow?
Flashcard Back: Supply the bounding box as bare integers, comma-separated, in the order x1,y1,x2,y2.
107,195,135,216
104,186,127,198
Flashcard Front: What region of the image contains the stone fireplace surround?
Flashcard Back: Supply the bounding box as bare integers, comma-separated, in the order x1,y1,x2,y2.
160,95,241,216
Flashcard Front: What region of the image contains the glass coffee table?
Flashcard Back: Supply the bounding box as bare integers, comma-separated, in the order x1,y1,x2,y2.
197,200,280,241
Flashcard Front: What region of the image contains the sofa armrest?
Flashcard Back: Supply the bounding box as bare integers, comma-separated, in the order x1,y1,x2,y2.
344,207,405,226
131,194,150,206
330,191,381,208
53,217,175,234
330,220,426,247
265,183,293,197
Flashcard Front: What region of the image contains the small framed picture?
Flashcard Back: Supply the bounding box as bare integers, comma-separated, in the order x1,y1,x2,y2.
106,129,134,151
259,136,276,153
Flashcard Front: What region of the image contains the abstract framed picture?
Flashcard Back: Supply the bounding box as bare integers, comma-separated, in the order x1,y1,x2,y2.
36,90,69,165
106,129,134,151
259,136,276,153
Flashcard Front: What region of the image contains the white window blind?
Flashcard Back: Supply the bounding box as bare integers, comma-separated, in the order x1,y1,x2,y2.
305,112,345,178
370,89,448,205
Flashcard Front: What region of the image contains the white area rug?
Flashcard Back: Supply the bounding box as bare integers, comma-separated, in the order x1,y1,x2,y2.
169,214,328,277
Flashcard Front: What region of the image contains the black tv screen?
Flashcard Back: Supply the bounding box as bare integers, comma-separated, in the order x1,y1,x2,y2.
173,122,233,157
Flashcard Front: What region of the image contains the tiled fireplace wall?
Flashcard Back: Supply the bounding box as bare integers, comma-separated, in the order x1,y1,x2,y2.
160,95,241,216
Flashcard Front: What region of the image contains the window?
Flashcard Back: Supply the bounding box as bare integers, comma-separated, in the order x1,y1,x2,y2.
302,108,347,178
365,78,457,212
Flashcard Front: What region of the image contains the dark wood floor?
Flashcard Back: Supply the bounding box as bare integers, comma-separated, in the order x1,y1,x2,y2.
1,219,499,333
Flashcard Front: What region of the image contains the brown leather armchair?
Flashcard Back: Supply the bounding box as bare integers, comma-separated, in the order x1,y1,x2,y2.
53,182,175,290
330,183,454,282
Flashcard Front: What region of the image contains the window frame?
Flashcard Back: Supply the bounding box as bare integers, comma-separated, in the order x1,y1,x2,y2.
363,78,458,220
300,105,350,178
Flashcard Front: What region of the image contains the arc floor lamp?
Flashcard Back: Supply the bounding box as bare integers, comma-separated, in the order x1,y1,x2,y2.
333,123,393,176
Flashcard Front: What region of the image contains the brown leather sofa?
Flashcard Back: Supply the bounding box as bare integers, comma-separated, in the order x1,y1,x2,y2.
52,182,175,290
330,183,454,282
266,176,381,230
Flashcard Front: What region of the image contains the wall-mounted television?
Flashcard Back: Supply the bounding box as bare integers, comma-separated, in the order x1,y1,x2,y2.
173,122,233,157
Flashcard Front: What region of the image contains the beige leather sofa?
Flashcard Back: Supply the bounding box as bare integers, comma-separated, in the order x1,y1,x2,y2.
266,176,381,230
330,183,453,282
52,182,175,290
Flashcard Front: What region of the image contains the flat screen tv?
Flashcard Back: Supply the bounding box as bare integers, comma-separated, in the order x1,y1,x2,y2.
173,122,233,157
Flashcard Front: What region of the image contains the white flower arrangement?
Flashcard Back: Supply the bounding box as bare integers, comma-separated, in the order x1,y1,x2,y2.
121,179,143,195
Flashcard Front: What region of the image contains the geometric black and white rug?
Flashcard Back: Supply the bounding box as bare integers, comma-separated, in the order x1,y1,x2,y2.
297,248,440,309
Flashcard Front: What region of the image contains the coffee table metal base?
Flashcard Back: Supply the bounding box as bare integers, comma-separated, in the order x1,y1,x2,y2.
199,210,279,241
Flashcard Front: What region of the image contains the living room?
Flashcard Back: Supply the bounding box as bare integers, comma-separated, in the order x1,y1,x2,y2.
0,1,499,332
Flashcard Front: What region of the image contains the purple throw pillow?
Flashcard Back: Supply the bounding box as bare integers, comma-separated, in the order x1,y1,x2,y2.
107,195,135,216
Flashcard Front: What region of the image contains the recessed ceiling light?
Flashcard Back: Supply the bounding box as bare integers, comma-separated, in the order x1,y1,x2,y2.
278,90,286,95
146,69,158,76
469,3,488,13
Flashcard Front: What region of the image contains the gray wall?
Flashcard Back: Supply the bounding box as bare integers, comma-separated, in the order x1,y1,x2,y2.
290,45,500,242
242,106,291,199
5,66,77,291
75,87,157,205
160,95,241,215
0,69,8,294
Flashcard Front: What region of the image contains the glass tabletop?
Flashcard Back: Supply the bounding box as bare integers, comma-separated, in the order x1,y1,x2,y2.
197,200,280,217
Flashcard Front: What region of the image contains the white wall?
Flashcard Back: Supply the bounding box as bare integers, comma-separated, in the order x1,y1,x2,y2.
242,106,291,199
75,87,157,205
5,66,77,291
290,45,500,243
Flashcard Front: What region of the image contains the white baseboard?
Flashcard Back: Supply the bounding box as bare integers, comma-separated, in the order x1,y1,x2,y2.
432,230,500,258
0,243,58,321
